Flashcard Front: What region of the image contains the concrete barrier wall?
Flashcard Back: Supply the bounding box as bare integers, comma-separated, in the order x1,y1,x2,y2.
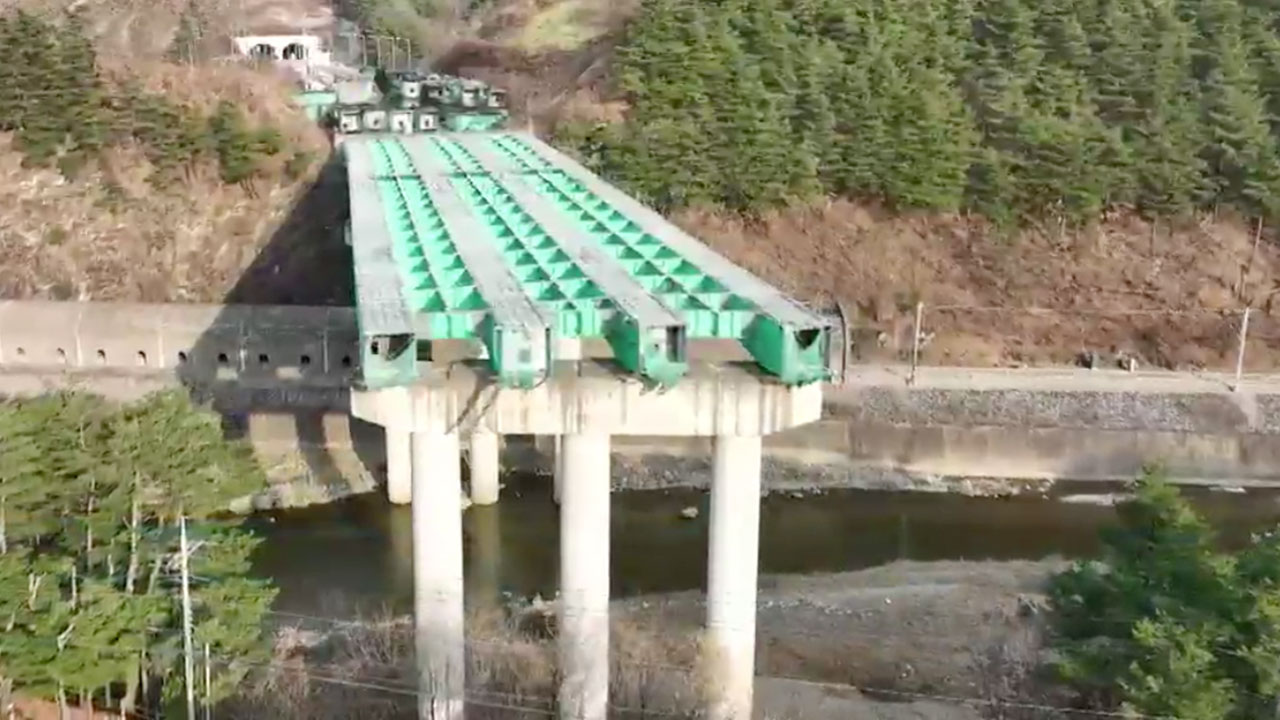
0,301,358,382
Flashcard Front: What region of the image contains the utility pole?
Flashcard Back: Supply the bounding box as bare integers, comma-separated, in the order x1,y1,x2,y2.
204,642,212,720
180,516,196,720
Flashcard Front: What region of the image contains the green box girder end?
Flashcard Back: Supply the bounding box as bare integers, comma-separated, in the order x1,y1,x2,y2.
343,144,420,390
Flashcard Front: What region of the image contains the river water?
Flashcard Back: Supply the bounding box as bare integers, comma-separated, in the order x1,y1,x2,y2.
246,477,1280,618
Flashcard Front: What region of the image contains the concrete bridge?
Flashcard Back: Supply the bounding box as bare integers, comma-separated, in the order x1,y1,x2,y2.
12,132,1280,720
1,132,837,720
344,131,832,720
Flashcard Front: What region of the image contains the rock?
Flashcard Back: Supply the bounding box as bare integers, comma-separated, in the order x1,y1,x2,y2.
680,506,699,519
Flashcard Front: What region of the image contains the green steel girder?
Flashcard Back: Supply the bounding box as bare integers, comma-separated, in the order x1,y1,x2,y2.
432,133,691,381
372,136,554,388
482,133,832,385
343,131,831,390
428,136,687,385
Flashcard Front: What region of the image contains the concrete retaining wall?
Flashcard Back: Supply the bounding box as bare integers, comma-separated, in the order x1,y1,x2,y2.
0,301,357,382
7,301,1280,499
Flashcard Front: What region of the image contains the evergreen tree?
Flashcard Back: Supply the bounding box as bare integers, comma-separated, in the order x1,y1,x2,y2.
0,391,275,716
594,0,1280,222
791,39,841,192
1200,33,1280,216
1135,3,1208,216
1049,472,1280,718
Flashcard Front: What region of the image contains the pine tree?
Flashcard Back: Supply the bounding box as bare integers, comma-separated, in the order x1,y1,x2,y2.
791,39,841,193
701,11,795,209
0,391,275,716
885,63,977,210
1200,32,1280,217
1135,2,1208,216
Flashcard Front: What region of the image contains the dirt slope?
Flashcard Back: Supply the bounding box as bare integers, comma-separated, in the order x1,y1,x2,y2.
0,61,331,303
0,0,334,58
682,203,1280,371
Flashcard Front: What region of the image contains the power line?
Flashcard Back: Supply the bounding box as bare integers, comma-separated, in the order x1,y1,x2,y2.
43,630,1207,720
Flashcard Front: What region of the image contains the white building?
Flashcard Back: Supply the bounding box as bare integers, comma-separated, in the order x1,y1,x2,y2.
231,34,333,70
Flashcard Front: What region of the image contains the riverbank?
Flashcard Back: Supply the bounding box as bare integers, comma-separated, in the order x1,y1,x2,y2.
242,559,1059,719
11,358,1280,511
615,559,1060,711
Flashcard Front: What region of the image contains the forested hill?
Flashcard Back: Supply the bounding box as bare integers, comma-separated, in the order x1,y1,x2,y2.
559,0,1280,223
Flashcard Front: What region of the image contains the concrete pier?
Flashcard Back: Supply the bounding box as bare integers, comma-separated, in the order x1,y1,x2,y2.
386,429,412,505
411,431,465,720
469,430,501,505
706,436,763,720
553,435,564,504
558,432,612,720
354,361,822,720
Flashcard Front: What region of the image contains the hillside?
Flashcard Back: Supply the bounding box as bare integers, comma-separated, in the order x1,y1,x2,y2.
443,0,1280,370
4,0,1280,370
0,4,334,303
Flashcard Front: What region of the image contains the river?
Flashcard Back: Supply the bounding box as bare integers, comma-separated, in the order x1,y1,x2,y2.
246,477,1280,618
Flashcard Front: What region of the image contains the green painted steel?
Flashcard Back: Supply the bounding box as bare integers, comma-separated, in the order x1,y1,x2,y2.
343,131,831,388
293,90,338,122
484,134,830,385
432,135,688,385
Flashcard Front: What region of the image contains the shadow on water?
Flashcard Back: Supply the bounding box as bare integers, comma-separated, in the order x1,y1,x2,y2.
177,151,390,507
246,480,1280,619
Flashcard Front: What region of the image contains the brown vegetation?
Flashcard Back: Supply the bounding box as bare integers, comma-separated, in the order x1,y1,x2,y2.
0,60,330,303
225,607,712,720
226,562,1056,720
682,202,1280,371
0,0,333,59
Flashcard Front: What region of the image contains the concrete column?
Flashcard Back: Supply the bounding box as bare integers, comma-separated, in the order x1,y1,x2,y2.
466,504,502,609
386,428,412,505
553,435,564,504
469,430,501,505
558,432,611,720
412,431,465,720
705,435,763,720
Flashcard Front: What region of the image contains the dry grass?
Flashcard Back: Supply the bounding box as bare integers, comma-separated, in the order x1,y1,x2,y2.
0,59,329,303
1,0,334,59
223,605,736,720
680,201,1280,371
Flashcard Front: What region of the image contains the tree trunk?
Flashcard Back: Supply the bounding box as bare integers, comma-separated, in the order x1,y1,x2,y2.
125,495,140,594
84,479,95,569
146,556,162,595
120,659,140,717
